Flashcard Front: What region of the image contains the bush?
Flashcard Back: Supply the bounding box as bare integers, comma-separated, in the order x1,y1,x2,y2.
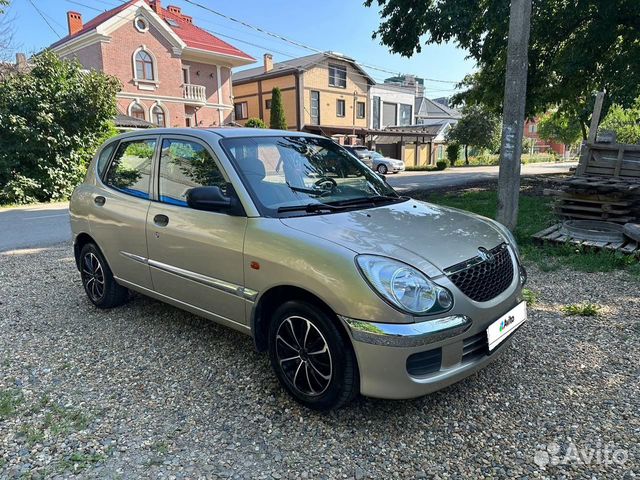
446,143,460,166
245,117,266,128
436,160,448,170
269,87,287,130
0,51,120,205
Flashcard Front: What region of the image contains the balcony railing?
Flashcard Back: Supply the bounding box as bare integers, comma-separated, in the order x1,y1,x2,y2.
183,83,206,103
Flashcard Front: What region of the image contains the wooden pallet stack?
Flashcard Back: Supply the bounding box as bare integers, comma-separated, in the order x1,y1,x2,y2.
535,92,640,255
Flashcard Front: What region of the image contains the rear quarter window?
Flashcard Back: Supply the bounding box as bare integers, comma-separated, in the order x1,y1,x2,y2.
96,142,117,179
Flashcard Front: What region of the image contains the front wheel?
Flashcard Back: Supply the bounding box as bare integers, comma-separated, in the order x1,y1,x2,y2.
79,243,128,309
268,300,359,410
377,164,388,174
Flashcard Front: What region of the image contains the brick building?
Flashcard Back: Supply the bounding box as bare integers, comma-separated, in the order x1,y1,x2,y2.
524,118,567,156
50,0,254,128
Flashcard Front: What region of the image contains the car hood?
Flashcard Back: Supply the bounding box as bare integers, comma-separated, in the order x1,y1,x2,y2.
280,199,506,277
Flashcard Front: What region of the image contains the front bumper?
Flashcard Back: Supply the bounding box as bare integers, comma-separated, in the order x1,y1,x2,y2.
339,295,524,399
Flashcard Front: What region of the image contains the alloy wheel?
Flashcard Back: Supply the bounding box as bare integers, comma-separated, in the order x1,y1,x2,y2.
81,252,105,302
275,316,333,396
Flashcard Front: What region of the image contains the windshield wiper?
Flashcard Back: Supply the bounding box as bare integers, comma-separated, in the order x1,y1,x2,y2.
277,202,344,214
287,184,323,196
328,195,406,207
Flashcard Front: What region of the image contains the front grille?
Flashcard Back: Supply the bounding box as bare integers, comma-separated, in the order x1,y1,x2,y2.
447,244,514,302
406,348,442,376
462,332,489,363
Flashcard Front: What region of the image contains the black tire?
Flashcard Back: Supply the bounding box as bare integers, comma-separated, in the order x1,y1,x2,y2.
79,243,128,309
268,300,359,410
377,164,388,174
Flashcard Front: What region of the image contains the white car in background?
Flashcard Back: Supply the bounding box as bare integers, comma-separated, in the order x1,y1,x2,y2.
369,151,405,174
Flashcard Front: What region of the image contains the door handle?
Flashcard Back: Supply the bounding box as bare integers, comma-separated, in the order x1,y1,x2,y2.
153,214,169,227
94,196,106,206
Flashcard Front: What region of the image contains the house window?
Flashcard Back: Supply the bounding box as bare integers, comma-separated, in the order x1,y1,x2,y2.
134,16,149,33
399,104,412,126
265,99,272,110
372,96,381,129
234,102,248,120
310,91,320,125
152,105,166,127
336,99,346,117
182,67,190,84
356,102,365,119
130,103,145,120
329,64,347,88
135,50,154,81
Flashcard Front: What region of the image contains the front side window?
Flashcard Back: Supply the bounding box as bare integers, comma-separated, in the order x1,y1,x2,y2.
152,105,166,126
104,139,156,199
158,139,226,207
234,102,248,120
221,136,401,217
135,50,154,80
336,99,346,117
357,101,365,119
328,64,347,88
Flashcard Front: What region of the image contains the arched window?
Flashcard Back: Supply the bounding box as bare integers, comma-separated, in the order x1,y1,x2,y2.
135,50,154,80
152,105,166,127
130,103,145,120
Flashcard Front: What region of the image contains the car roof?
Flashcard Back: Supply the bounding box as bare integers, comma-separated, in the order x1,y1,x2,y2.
111,127,326,141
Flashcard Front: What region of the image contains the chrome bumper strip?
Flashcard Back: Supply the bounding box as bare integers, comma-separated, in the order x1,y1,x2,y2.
339,315,472,348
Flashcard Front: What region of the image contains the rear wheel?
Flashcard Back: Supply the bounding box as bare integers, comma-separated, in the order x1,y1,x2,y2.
268,300,359,410
79,243,128,309
377,164,388,174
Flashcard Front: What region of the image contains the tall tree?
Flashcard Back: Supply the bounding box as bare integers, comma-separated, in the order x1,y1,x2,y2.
364,0,640,134
537,110,583,148
446,105,500,164
269,87,287,130
0,51,120,204
599,99,640,144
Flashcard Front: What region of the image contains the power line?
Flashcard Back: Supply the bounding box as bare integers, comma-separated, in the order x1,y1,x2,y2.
28,0,62,38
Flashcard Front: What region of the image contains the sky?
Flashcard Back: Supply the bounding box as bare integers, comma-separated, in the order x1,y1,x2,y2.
4,0,476,98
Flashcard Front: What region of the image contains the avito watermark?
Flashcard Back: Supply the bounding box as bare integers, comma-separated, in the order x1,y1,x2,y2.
534,440,628,467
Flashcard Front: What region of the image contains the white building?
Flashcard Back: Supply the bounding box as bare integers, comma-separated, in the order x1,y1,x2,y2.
369,83,416,130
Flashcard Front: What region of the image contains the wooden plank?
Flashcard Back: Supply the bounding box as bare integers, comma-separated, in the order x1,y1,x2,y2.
605,241,625,251
576,144,590,176
590,142,640,153
620,241,639,253
588,92,606,144
533,224,561,239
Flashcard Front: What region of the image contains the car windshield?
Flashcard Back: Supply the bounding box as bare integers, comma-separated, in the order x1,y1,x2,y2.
221,136,403,217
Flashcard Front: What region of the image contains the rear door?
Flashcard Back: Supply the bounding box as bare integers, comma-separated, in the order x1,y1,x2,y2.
91,136,158,289
146,135,248,325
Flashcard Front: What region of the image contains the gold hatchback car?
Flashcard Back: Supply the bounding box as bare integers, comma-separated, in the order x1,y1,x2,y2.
70,128,527,410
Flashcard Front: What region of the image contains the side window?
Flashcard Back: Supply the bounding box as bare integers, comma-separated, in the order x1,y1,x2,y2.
158,139,226,207
104,139,155,199
96,142,117,179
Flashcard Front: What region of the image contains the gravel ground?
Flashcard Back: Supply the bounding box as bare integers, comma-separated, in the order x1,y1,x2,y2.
1,244,638,479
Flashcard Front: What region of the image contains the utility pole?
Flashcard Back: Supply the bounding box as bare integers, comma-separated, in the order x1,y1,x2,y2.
496,0,532,230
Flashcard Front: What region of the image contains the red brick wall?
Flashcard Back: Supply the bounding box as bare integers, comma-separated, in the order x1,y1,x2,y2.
62,43,104,71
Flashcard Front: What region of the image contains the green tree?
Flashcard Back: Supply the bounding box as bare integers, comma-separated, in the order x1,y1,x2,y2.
446,143,460,167
446,106,500,164
599,99,640,144
245,117,267,128
537,111,583,148
365,0,640,136
269,87,287,130
0,51,120,204
0,0,9,14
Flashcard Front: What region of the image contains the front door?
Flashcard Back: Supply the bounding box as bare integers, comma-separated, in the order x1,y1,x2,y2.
91,136,158,289
146,136,248,325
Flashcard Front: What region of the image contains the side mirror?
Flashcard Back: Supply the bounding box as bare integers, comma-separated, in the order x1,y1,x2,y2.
186,185,244,215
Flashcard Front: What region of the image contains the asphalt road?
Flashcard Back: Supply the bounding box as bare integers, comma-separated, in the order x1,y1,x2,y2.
0,162,575,252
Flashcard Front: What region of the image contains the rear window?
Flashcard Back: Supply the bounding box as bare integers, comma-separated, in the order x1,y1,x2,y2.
104,139,156,199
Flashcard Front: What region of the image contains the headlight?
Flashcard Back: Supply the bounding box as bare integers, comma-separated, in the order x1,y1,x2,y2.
356,255,453,315
492,221,520,260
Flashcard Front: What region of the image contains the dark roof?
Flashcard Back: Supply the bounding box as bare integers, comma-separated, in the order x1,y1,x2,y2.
50,0,253,60
232,52,375,84
415,97,461,120
115,113,154,129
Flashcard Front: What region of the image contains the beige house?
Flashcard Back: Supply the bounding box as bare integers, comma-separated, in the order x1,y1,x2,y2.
232,52,374,143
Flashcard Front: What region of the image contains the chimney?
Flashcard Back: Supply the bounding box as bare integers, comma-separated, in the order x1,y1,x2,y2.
182,15,193,24
15,53,27,69
167,5,181,15
263,53,273,73
150,0,162,14
67,11,83,36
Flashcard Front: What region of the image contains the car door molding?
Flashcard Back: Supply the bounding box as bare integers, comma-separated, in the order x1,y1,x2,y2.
121,251,257,301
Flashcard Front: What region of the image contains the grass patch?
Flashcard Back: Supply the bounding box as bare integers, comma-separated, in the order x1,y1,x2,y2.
43,404,91,436
417,189,639,277
562,303,601,316
58,452,106,473
522,288,538,306
19,425,46,446
0,388,24,419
